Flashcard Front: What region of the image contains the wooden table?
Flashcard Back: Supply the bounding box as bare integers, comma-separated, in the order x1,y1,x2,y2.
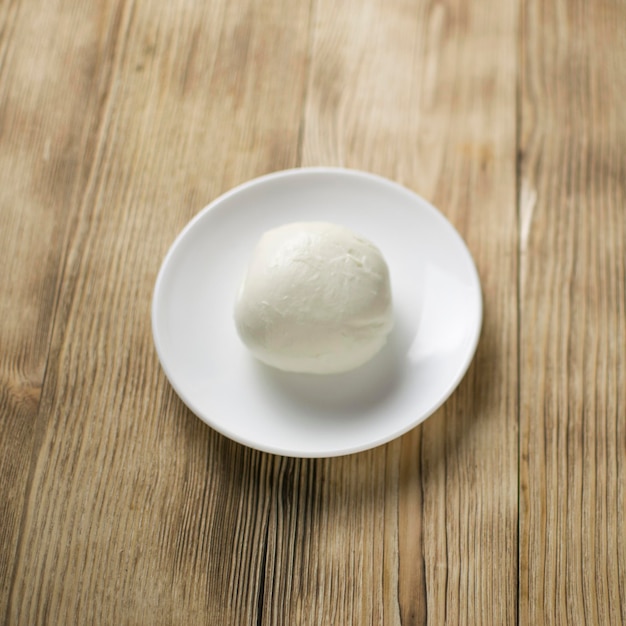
1,0,624,623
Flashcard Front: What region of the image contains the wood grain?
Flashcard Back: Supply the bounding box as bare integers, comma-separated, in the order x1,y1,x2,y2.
519,0,626,623
0,0,137,618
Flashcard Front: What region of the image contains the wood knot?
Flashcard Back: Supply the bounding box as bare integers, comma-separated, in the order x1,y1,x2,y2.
4,377,42,414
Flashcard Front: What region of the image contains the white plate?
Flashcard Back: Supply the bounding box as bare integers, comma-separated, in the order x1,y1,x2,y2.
152,168,482,457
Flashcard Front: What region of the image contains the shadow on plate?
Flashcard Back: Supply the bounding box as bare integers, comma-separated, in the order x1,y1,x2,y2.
255,314,413,416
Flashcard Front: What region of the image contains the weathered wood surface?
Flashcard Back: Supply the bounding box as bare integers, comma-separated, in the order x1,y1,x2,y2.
519,0,626,624
0,0,623,623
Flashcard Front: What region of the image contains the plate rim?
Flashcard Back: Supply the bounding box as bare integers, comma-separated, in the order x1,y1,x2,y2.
152,166,483,457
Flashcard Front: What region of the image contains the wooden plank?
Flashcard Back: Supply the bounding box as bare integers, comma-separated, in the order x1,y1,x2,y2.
0,0,135,619
519,0,626,623
4,0,312,623
294,0,519,623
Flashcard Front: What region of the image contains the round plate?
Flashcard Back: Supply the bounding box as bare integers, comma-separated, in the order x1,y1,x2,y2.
152,168,482,457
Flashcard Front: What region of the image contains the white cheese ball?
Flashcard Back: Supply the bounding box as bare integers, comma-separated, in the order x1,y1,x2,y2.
234,222,393,374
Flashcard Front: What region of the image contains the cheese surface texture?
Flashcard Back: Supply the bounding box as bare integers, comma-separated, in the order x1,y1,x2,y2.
234,222,393,374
